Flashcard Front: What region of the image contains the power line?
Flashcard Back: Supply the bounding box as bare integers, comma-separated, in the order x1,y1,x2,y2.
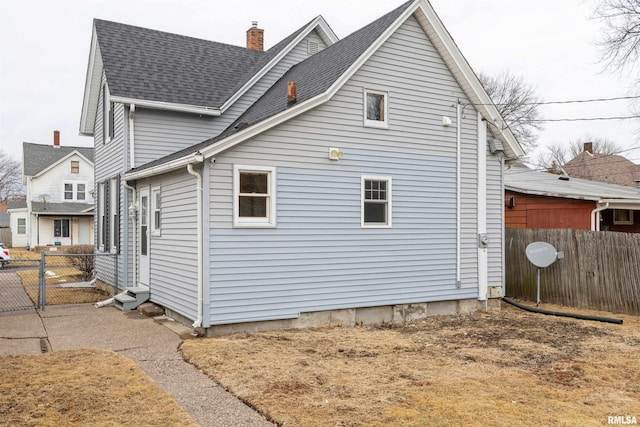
530,115,640,122
472,94,640,106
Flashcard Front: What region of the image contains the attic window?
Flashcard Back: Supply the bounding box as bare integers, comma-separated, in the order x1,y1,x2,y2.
71,161,79,174
364,89,388,129
308,40,319,55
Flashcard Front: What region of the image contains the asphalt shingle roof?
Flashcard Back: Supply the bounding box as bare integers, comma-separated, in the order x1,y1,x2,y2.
23,143,94,177
506,164,640,201
31,202,94,215
96,19,271,108
563,151,640,188
130,0,413,174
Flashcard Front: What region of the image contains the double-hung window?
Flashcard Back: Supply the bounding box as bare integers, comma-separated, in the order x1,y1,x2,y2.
364,89,388,128
63,182,87,201
151,186,161,236
233,165,276,227
17,218,26,234
361,176,392,227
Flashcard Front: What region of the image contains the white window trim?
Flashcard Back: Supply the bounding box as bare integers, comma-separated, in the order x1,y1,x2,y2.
613,209,634,225
151,186,161,237
233,164,277,228
361,175,392,228
103,84,112,144
17,218,26,235
363,88,389,129
62,181,88,202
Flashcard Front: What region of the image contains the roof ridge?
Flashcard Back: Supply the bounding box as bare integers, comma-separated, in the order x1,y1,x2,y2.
93,18,263,54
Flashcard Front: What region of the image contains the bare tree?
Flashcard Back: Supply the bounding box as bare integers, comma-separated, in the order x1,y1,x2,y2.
0,149,24,204
478,71,544,152
532,136,622,171
594,0,640,74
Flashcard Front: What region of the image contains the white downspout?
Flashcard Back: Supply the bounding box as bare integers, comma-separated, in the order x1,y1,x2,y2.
129,104,136,169
124,181,137,286
187,162,203,329
456,101,462,287
591,202,609,231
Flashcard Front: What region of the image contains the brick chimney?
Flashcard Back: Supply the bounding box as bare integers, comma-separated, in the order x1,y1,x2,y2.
53,130,60,147
583,142,593,154
287,81,297,104
246,21,264,51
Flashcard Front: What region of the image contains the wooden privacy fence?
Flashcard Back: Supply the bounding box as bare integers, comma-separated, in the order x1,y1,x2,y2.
0,228,11,246
506,228,640,315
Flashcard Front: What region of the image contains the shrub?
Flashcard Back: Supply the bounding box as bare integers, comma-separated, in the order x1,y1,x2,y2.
64,245,95,280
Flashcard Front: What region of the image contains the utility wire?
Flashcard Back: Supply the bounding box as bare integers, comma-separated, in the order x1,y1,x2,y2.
472,95,640,106
530,115,640,122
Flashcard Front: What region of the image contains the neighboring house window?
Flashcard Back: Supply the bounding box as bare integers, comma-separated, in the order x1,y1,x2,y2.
77,183,86,201
54,219,70,238
102,85,114,143
613,209,633,225
364,89,388,128
64,183,74,200
151,186,161,236
361,176,392,227
63,182,88,201
71,161,80,174
17,218,26,234
233,165,276,227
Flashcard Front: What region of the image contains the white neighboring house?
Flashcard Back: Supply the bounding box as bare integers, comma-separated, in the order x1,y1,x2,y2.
8,131,94,248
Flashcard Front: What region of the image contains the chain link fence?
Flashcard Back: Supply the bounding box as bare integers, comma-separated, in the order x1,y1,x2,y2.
0,247,117,312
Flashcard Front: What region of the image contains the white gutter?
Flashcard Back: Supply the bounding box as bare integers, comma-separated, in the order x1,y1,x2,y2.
456,101,461,287
591,202,609,231
123,181,137,286
125,152,204,181
186,162,203,329
109,96,220,116
129,104,136,169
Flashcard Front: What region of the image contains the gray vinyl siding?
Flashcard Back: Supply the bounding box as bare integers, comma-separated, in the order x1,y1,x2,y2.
94,74,126,288
133,109,218,167
143,170,199,320
207,15,484,325
132,31,328,168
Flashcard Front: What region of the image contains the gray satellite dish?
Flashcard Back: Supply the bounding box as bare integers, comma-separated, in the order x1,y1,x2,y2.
525,241,561,306
526,242,558,268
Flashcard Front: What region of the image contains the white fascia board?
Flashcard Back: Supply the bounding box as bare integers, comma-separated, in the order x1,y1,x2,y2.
220,16,339,114
414,0,524,158
505,186,601,202
124,153,204,181
109,96,220,116
600,199,640,209
79,26,100,135
33,150,94,179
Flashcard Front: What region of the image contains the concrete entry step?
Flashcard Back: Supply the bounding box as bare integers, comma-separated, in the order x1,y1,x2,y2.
114,285,150,312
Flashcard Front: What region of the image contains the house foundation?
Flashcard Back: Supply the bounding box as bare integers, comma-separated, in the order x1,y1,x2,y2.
163,298,501,337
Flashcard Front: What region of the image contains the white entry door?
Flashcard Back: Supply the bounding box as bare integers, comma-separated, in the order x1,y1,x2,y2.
139,188,150,286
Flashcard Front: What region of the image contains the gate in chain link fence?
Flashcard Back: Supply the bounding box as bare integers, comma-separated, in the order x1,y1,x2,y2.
0,250,117,313
0,259,41,313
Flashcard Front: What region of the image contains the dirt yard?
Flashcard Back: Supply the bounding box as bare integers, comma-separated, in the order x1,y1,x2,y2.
181,301,640,426
0,348,197,426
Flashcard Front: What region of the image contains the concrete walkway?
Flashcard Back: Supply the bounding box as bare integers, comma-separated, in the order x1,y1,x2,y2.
0,304,274,427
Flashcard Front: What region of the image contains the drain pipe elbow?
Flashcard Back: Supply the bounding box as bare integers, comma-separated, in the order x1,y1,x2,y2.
590,202,609,231
186,163,203,329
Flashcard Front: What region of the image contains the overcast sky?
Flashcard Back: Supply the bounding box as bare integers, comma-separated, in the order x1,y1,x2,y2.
1,0,639,164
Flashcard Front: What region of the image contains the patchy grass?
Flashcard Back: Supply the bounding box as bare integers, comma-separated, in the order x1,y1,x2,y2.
0,348,197,426
16,266,106,305
181,302,640,426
